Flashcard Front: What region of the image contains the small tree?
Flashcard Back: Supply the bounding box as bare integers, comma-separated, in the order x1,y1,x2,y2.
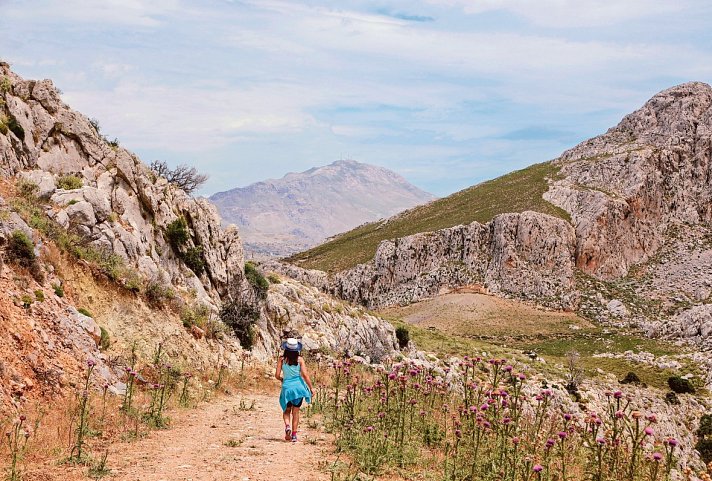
150,160,208,194
668,376,695,394
220,299,260,350
565,350,584,395
395,326,410,349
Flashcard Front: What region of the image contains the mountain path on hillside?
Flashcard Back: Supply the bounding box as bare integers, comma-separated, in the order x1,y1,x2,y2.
110,393,331,481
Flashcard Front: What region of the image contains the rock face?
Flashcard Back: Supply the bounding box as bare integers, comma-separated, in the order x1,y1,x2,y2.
271,212,577,309
545,82,712,279
210,160,435,257
0,62,247,306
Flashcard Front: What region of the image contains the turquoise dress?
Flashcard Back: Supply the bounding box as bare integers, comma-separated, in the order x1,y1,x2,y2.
279,361,311,412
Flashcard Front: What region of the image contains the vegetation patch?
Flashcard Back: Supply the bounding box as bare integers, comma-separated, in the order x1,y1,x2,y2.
288,161,569,272
57,174,83,190
245,261,269,298
220,299,260,350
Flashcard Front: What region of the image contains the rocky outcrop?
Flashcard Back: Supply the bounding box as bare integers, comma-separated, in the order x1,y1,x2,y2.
271,211,576,309
545,82,712,279
0,62,247,307
255,276,397,361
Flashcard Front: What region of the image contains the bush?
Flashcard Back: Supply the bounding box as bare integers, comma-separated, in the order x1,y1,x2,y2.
145,280,175,307
53,283,64,297
698,414,712,438
166,217,189,249
16,179,39,199
183,246,205,275
99,326,111,351
0,76,11,93
697,438,712,464
395,326,410,349
34,289,44,302
665,391,680,405
20,294,33,308
7,115,24,140
78,307,93,318
668,375,695,394
245,262,269,298
267,273,281,284
7,230,36,267
57,174,83,190
181,304,211,329
620,371,641,385
220,300,260,350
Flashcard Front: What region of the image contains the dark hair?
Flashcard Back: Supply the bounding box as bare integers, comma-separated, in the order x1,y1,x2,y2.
283,350,299,366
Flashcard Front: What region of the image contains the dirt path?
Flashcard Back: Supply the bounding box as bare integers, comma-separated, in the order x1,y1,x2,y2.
109,393,331,481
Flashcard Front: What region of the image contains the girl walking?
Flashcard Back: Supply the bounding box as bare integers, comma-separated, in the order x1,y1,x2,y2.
275,338,313,443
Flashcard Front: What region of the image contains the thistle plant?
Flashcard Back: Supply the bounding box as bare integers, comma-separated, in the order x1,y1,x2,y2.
4,415,31,481
320,356,681,481
69,358,95,464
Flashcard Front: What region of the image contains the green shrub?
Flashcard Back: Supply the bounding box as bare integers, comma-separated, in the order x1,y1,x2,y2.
53,283,64,297
664,391,680,405
16,179,39,199
7,116,24,140
78,307,93,318
620,371,641,385
0,115,8,135
34,289,44,302
166,217,189,249
267,274,281,284
183,246,205,275
20,294,33,309
245,262,269,298
395,326,410,349
697,438,712,464
7,230,36,267
181,304,211,329
668,376,695,394
57,174,83,190
99,327,111,351
220,300,260,350
698,414,712,438
145,280,175,307
0,76,11,93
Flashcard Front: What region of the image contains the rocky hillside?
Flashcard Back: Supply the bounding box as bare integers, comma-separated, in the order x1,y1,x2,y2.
277,82,712,349
0,63,397,411
210,159,435,257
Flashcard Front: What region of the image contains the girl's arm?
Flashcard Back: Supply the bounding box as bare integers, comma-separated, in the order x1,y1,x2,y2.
275,356,283,381
299,357,314,393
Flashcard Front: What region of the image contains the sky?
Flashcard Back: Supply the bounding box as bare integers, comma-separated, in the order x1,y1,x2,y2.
1,0,711,197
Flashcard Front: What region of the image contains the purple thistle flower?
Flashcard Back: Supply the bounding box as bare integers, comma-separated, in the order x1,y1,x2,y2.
613,390,623,399
666,438,678,447
653,452,663,461
87,358,96,367
596,437,606,445
564,413,572,421
533,464,543,473
558,431,567,440
644,427,654,436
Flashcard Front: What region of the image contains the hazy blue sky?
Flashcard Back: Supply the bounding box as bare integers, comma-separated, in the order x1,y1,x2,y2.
2,0,711,196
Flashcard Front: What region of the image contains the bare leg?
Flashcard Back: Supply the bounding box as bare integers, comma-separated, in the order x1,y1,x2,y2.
292,406,300,436
283,406,292,440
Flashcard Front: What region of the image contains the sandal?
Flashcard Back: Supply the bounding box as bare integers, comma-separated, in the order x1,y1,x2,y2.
284,425,291,441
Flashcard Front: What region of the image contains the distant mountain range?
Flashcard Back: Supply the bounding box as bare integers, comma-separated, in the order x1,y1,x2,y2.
209,160,436,257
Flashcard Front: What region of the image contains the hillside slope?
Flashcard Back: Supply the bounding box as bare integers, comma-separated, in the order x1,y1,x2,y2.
286,161,568,272
210,159,435,257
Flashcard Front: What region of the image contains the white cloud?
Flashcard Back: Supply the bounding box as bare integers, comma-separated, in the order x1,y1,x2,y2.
427,0,690,27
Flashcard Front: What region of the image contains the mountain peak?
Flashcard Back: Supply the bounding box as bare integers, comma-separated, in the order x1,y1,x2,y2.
210,161,435,257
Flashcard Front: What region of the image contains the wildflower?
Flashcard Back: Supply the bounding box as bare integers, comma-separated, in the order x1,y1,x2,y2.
644,427,654,436
512,436,520,445
533,464,543,473
364,426,374,433
564,413,572,421
615,410,624,419
19,415,26,422
631,410,642,419
646,414,658,423
667,438,678,447
388,372,396,380
558,431,567,440
469,405,477,413
596,437,606,445
23,431,30,439
653,452,663,461
87,358,96,367
613,390,623,399
378,412,385,419
502,417,512,425
545,438,555,448
455,429,462,438
504,365,513,372
518,373,527,380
